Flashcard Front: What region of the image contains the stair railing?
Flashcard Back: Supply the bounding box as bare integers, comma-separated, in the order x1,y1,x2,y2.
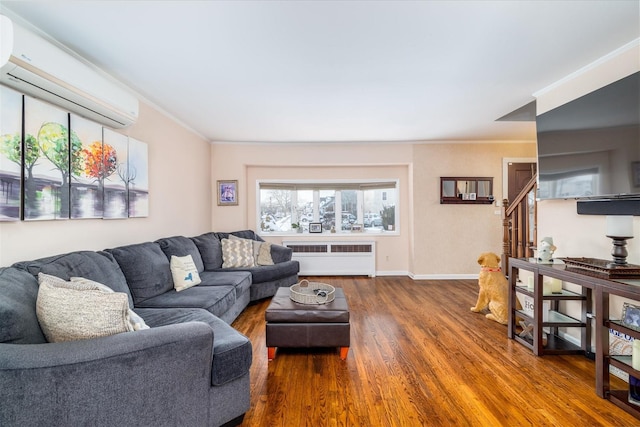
502,175,537,273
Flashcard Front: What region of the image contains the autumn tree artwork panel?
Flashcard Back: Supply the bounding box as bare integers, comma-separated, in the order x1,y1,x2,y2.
0,86,23,221
24,97,75,220
70,115,105,219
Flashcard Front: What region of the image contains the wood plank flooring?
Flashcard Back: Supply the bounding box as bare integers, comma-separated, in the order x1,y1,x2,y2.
231,276,639,426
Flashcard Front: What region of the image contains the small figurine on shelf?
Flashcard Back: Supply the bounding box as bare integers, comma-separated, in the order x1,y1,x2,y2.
537,236,556,264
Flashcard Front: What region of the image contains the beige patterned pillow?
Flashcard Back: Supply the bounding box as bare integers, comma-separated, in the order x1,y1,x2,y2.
170,255,202,292
36,273,131,343
229,234,274,265
229,235,261,260
257,241,274,266
70,277,149,331
221,238,255,268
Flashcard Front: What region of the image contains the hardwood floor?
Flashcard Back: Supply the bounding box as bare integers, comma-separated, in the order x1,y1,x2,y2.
231,276,639,426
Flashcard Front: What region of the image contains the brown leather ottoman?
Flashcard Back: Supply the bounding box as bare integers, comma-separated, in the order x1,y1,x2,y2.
266,286,350,360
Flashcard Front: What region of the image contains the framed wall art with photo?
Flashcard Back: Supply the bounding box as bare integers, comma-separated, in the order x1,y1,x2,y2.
217,180,238,206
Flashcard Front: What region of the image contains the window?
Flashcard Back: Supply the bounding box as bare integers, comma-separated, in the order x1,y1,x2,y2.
258,180,398,234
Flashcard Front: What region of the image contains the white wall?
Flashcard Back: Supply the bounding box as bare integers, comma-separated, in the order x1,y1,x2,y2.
412,142,536,277
211,142,414,275
0,101,212,266
210,140,536,277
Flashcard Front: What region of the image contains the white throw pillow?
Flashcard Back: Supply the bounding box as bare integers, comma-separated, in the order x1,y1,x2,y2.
170,255,202,292
70,277,149,331
221,238,256,268
257,241,274,266
36,273,132,343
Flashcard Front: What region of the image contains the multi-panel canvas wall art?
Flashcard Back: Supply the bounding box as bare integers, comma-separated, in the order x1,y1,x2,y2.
0,86,22,221
0,89,149,221
102,128,129,219
24,97,71,220
71,115,104,219
127,137,149,218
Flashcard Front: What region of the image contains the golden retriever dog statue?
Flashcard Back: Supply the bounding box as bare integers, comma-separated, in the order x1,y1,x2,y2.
471,252,509,324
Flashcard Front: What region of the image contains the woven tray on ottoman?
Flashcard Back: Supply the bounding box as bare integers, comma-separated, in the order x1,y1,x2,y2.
289,279,335,304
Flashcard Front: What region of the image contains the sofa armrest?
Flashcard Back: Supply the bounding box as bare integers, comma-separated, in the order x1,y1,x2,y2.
270,243,293,263
0,322,214,427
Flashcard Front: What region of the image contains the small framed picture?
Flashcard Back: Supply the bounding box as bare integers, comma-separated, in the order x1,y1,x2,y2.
351,223,363,232
217,180,238,206
622,302,640,329
309,222,322,233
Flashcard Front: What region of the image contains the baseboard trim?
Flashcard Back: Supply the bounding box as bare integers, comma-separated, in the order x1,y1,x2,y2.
375,270,410,277
312,271,480,280
410,273,479,280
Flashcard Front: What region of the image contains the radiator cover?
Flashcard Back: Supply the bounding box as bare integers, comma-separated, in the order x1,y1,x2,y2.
282,241,376,277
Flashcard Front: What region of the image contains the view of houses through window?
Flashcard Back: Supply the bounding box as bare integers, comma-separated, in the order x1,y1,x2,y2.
258,181,397,234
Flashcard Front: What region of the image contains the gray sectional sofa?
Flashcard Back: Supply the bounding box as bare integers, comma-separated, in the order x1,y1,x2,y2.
0,230,299,427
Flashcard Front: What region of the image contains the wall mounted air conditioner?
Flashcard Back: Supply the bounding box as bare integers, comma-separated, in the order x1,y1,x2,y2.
0,15,138,128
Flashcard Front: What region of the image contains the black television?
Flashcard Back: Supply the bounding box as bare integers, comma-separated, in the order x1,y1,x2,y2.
536,71,640,204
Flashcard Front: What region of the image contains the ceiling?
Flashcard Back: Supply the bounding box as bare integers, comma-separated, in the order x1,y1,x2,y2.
1,1,638,143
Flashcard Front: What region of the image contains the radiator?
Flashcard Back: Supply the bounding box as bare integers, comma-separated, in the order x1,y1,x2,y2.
282,241,376,277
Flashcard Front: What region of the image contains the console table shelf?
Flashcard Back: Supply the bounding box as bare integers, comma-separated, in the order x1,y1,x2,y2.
508,257,640,420
513,330,585,355
508,258,591,357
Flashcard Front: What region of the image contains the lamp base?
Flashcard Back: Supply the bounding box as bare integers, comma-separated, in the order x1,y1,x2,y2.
606,235,634,267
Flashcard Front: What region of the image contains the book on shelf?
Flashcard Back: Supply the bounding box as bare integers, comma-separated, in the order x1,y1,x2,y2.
516,294,551,321
610,328,633,382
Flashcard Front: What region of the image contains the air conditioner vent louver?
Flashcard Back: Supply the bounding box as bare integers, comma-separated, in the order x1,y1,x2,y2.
288,245,328,253
0,15,138,128
331,244,373,253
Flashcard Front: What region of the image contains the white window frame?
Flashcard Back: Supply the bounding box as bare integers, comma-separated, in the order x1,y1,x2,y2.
256,179,399,236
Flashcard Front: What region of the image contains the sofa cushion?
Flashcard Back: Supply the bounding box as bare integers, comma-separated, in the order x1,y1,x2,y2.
133,285,237,318
170,255,202,292
156,236,205,273
198,270,252,299
0,267,46,344
221,238,255,268
270,243,293,264
136,307,252,386
217,230,264,242
36,273,131,343
217,260,300,284
16,250,134,308
107,242,173,304
191,232,224,270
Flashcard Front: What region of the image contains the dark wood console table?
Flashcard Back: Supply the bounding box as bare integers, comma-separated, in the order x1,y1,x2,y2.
508,257,640,419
